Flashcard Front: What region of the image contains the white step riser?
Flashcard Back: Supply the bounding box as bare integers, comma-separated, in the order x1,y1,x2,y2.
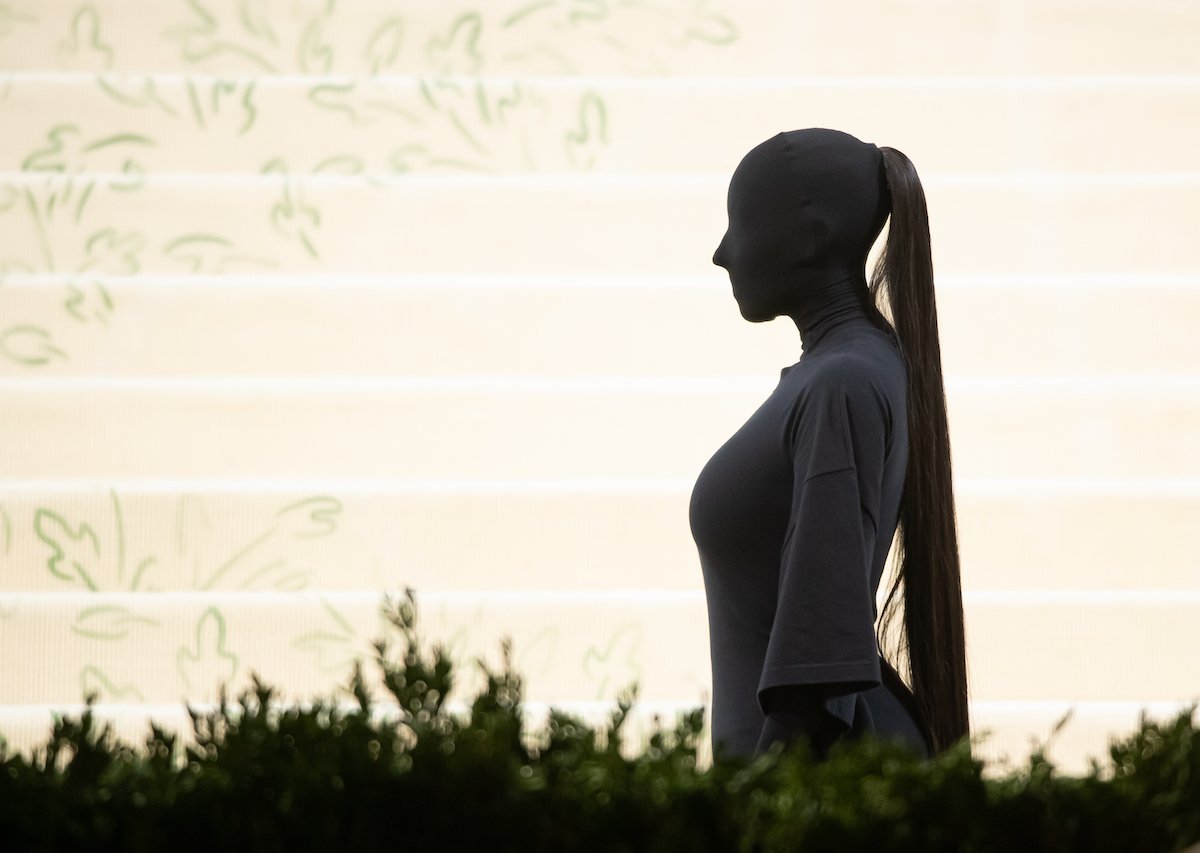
0,489,1195,592
4,385,1199,479
3,177,1195,275
6,76,1199,174
1,593,1197,703
3,0,1197,76
3,278,1197,377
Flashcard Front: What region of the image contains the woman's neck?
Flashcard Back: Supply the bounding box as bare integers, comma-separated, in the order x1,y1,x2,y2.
789,267,876,353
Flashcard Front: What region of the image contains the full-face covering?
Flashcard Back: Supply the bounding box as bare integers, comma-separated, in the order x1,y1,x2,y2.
713,128,892,349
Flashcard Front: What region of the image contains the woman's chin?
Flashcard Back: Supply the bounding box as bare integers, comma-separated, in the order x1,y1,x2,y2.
736,300,776,323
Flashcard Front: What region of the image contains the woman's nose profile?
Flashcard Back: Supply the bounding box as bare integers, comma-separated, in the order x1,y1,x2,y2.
712,233,728,268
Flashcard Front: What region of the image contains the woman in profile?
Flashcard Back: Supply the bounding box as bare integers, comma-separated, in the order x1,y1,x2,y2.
688,128,970,763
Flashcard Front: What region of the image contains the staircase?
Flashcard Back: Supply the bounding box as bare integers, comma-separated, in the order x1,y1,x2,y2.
1,0,1198,775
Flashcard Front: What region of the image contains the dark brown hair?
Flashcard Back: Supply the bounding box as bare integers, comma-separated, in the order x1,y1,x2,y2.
868,146,971,756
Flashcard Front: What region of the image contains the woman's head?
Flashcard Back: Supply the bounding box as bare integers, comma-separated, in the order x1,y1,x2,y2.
712,128,891,323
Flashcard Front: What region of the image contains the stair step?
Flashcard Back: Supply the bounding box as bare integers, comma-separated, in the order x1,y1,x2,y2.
6,75,1198,174
3,0,1196,76
1,591,1198,704
0,482,1196,593
2,173,1197,275
3,379,1198,479
3,275,1197,377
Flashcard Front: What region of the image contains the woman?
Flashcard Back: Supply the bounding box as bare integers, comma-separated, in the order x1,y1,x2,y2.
688,128,969,763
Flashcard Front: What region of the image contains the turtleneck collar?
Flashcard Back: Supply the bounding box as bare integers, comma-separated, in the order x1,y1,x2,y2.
788,267,876,354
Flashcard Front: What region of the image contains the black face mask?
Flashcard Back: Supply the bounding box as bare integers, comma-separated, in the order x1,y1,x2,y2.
712,128,891,349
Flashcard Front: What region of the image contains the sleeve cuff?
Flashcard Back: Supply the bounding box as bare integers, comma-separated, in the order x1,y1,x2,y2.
757,657,882,727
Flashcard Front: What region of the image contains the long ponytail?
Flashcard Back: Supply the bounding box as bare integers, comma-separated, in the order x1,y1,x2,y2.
868,146,971,756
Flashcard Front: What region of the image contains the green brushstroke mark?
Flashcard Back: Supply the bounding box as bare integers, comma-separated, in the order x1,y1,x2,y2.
106,159,145,192
34,507,101,591
63,277,115,325
164,233,232,268
163,233,277,273
0,504,10,554
198,526,275,591
22,187,53,270
73,181,95,223
321,597,356,638
494,81,538,128
72,604,160,640
0,182,18,212
276,496,343,538
80,228,146,274
233,79,258,134
196,494,339,590
237,558,310,591
568,0,609,26
12,128,118,221
62,5,114,69
81,132,156,155
297,1,335,73
308,80,421,126
475,81,494,124
185,79,206,128
388,145,491,175
292,599,358,673
565,91,608,169
307,81,361,123
0,325,67,366
448,110,489,157
177,606,238,690
427,12,484,74
502,1,556,28
185,78,257,133
110,488,126,586
129,554,157,591
237,0,278,45
416,76,439,112
269,179,320,259
164,0,279,72
22,123,79,171
364,16,404,75
80,664,145,702
678,0,737,45
96,74,180,117
313,155,364,175
582,622,643,701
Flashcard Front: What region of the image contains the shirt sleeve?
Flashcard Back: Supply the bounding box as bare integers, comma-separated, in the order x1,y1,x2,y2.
756,365,891,733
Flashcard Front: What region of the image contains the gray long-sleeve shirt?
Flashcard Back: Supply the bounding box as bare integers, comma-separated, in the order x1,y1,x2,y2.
689,314,932,762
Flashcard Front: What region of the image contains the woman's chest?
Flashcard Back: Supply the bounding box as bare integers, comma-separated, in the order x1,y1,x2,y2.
688,392,796,554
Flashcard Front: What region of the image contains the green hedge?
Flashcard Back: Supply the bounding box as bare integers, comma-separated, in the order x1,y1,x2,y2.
1,589,1197,853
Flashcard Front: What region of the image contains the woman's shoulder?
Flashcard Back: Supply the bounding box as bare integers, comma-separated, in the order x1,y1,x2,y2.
803,331,905,396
